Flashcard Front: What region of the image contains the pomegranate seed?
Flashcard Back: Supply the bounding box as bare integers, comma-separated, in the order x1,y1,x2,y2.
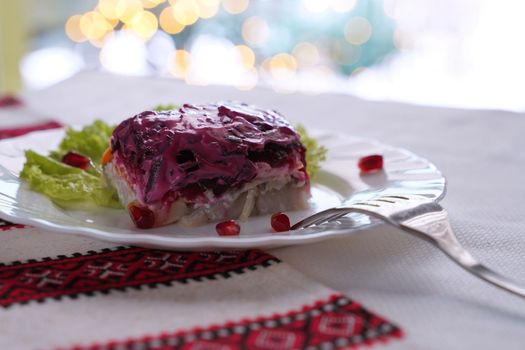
0,95,23,108
128,203,155,229
62,151,91,170
358,154,383,174
216,220,240,236
271,212,290,232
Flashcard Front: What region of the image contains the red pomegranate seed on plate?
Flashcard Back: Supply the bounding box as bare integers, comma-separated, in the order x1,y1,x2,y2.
216,220,240,236
358,154,383,173
128,203,155,229
0,95,23,108
62,151,91,170
271,212,290,232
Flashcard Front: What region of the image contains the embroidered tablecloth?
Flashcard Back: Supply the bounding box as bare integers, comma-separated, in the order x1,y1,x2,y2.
2,71,525,349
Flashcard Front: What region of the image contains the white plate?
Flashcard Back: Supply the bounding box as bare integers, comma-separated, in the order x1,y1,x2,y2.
0,128,445,250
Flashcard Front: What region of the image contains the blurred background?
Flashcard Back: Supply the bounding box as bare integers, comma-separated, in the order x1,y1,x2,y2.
1,0,525,111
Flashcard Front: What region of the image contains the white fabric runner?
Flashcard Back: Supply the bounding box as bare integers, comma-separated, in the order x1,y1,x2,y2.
21,72,525,349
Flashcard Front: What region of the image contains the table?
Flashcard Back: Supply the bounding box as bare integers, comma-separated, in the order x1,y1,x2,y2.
6,71,525,349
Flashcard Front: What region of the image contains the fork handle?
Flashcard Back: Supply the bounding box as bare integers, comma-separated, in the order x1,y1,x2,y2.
399,215,525,298
462,262,525,298
434,239,525,298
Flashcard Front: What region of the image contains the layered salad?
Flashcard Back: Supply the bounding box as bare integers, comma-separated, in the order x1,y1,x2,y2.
104,102,310,228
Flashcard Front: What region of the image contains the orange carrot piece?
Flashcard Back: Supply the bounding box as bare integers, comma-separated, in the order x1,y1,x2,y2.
101,147,113,165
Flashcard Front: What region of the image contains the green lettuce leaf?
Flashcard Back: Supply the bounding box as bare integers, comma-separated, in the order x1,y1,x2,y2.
21,137,121,209
153,104,180,111
20,120,120,209
49,120,114,169
296,124,327,181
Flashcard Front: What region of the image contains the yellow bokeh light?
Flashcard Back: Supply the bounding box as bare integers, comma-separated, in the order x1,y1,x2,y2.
241,16,269,47
160,6,186,34
128,10,158,39
65,15,87,43
172,0,200,25
235,45,255,69
169,49,191,78
198,0,221,6
260,57,272,72
141,0,165,9
116,0,144,23
292,42,319,67
331,0,357,13
197,0,220,19
222,0,249,15
80,11,113,40
269,53,297,78
89,35,109,48
98,0,119,19
106,17,119,28
344,17,372,45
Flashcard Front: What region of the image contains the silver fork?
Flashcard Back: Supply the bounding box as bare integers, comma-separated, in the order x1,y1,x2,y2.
291,194,525,298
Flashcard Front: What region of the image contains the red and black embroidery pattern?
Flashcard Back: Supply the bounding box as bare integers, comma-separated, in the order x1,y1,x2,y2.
0,120,63,140
0,218,25,231
0,247,278,307
62,294,401,350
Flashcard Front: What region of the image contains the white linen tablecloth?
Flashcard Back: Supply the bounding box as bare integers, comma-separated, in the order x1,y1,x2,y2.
18,72,525,349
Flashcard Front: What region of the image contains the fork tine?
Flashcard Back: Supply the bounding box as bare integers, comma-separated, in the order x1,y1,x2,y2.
290,208,349,230
305,211,350,228
381,195,410,200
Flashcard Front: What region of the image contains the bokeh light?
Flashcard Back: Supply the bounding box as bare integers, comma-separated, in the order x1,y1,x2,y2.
147,31,175,69
292,42,320,68
330,40,361,65
169,49,191,78
65,15,87,43
269,53,297,78
99,31,149,75
222,0,249,15
159,6,185,34
141,0,166,9
57,0,396,98
235,45,255,69
302,0,330,13
331,0,357,13
242,16,269,47
393,29,412,51
383,0,398,19
344,17,372,45
97,0,120,20
127,10,158,39
116,0,144,24
80,11,112,40
89,36,109,48
172,0,200,26
197,0,220,19
21,48,84,89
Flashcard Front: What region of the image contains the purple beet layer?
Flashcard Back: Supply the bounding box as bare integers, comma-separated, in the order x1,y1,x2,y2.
110,102,307,204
